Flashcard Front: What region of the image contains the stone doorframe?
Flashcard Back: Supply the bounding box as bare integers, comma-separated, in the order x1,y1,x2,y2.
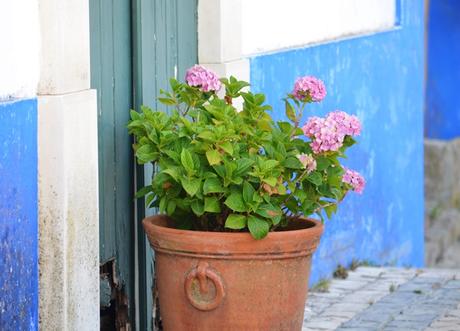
38,0,99,329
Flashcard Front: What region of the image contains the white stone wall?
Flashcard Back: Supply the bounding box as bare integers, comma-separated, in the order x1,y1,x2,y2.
37,0,99,329
198,0,397,85
0,0,40,99
241,0,396,56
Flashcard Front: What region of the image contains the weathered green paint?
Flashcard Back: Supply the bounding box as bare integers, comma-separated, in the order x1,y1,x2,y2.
89,0,135,326
132,0,197,329
91,0,196,328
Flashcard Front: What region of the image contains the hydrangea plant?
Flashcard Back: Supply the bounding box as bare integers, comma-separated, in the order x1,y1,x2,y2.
128,65,365,239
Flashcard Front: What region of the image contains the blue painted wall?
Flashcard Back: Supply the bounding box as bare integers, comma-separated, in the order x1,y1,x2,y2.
250,1,424,284
0,99,38,330
425,0,460,139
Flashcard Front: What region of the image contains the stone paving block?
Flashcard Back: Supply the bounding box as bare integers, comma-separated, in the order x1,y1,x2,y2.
384,319,430,330
339,319,383,329
352,267,386,277
443,280,460,289
340,290,388,304
329,280,369,291
336,328,376,331
392,312,438,323
357,311,394,324
302,316,346,330
326,302,371,313
320,309,358,319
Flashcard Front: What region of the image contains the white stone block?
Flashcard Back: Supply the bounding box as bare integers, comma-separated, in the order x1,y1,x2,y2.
203,59,250,83
0,0,40,99
38,0,90,94
201,59,250,111
198,0,242,63
38,89,99,330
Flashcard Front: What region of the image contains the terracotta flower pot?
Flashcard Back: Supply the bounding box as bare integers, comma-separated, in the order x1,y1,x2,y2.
143,215,323,331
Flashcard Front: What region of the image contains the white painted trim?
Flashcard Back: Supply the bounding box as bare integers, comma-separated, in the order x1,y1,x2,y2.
38,0,91,94
198,0,243,63
241,0,396,56
0,0,40,100
38,90,99,330
199,0,396,63
37,0,99,329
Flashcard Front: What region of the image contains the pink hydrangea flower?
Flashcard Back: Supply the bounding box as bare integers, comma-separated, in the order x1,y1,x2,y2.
302,116,344,153
297,153,317,173
302,111,362,154
185,65,222,92
327,111,361,136
342,168,365,194
292,76,326,102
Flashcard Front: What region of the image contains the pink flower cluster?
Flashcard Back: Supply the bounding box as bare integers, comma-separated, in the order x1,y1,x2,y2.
292,76,326,102
342,168,365,194
327,111,361,136
185,65,222,92
302,111,362,154
297,153,317,173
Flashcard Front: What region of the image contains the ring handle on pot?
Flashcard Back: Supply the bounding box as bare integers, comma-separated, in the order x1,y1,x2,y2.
184,261,225,311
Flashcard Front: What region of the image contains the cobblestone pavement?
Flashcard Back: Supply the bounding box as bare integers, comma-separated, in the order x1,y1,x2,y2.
303,267,460,331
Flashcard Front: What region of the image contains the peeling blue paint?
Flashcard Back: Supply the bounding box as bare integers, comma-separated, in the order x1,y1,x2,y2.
250,1,424,284
0,99,38,330
425,0,460,139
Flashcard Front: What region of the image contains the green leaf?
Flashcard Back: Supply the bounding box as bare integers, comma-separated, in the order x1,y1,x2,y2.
146,193,155,208
135,185,152,198
248,215,269,240
242,182,255,204
159,196,167,213
181,178,201,197
203,178,224,194
136,144,157,163
220,141,234,155
261,160,279,171
283,157,303,169
285,101,296,122
162,168,180,181
198,131,214,140
262,177,277,186
324,203,338,218
181,149,195,174
224,192,246,212
158,97,176,106
316,157,331,171
225,214,247,229
343,135,357,148
234,158,255,176
206,150,222,165
256,204,282,225
191,200,204,216
130,109,141,120
204,197,221,213
166,200,176,215
307,172,323,186
278,121,293,134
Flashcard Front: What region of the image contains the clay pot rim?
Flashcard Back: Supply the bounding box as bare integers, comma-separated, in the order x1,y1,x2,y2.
143,215,324,260
144,214,323,238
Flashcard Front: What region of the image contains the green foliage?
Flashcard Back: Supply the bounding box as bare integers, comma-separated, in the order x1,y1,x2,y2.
128,75,357,239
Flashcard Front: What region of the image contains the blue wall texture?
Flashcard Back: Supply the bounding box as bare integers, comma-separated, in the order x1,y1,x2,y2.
0,99,38,330
425,0,460,140
250,1,425,284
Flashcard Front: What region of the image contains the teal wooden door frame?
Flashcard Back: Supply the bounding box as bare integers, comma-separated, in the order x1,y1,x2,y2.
132,1,198,330
91,0,197,329
90,0,135,329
